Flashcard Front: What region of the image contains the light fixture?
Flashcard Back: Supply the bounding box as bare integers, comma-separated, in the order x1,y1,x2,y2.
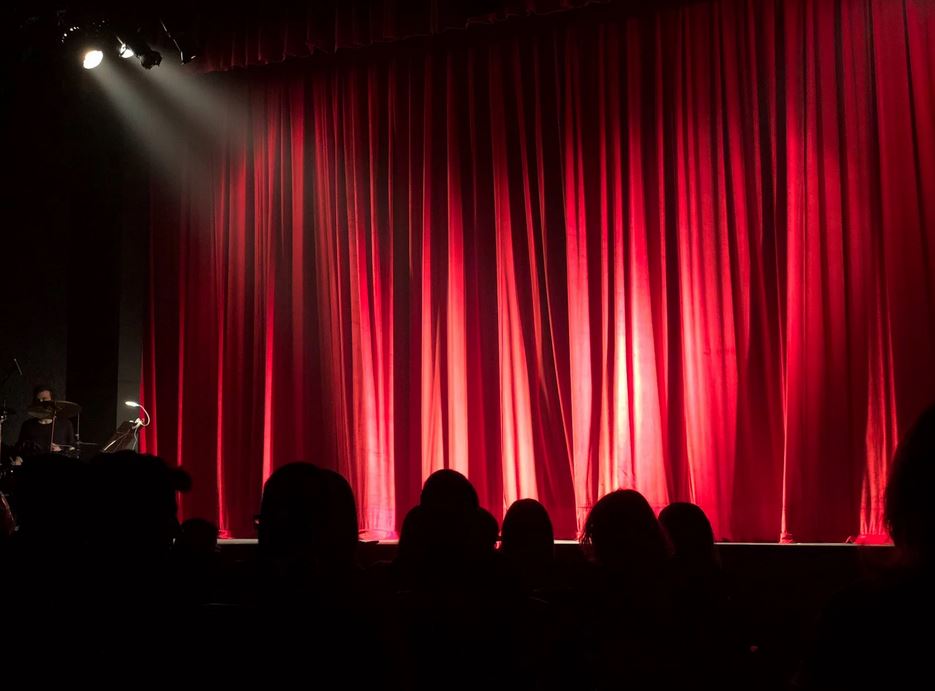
139,49,162,69
57,13,175,72
124,400,152,427
115,32,162,69
61,21,108,69
83,49,104,69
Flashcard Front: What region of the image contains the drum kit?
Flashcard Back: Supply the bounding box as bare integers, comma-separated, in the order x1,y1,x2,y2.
0,399,98,476
30,398,97,456
2,397,148,459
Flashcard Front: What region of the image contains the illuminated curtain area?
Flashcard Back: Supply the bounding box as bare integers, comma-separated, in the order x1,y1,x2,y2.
141,0,935,541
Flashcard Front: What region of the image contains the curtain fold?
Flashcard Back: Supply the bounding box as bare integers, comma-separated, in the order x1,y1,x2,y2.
143,0,935,540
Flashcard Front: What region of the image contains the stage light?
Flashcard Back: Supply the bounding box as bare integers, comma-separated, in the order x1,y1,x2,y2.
139,49,162,69
116,33,162,69
61,21,108,69
56,13,173,72
83,49,104,69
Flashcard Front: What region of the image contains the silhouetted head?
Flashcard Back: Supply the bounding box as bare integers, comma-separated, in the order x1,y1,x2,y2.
396,504,431,583
886,404,935,563
475,507,500,553
398,505,427,560
501,498,554,565
174,518,219,556
583,489,669,573
87,451,190,559
318,468,359,565
396,473,489,586
420,469,479,513
257,462,359,571
658,502,715,564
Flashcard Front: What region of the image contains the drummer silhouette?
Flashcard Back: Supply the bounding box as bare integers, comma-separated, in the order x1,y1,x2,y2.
15,385,76,457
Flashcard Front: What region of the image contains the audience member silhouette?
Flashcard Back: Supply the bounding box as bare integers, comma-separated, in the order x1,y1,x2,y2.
7,453,88,554
248,462,390,685
476,506,500,553
176,517,220,555
77,449,192,656
659,502,748,689
392,471,527,689
796,404,935,690
659,502,715,564
658,502,721,610
501,498,555,592
255,462,359,602
8,451,189,630
169,518,221,606
399,469,485,588
583,489,670,578
419,467,479,513
84,450,190,566
5,453,90,625
582,489,675,689
6,451,190,678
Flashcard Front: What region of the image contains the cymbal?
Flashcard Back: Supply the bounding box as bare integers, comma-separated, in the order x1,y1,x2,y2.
26,403,51,420
27,400,82,419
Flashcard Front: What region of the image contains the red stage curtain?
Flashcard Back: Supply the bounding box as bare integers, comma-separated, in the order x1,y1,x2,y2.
142,0,935,541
